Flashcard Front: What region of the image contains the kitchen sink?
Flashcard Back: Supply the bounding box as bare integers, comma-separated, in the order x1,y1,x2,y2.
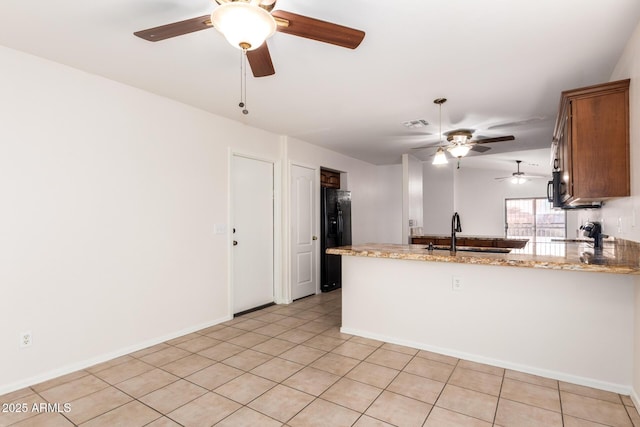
429,246,512,254
579,252,609,265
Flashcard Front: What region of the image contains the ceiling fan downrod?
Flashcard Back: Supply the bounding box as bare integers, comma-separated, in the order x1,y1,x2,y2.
239,47,249,115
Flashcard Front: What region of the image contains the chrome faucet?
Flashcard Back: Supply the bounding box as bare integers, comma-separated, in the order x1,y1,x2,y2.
451,212,462,252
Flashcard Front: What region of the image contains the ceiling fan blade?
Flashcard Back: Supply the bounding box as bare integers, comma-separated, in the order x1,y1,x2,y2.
470,145,491,153
246,43,275,77
411,144,439,150
272,10,365,49
134,15,212,42
487,117,547,130
495,174,546,181
473,135,515,144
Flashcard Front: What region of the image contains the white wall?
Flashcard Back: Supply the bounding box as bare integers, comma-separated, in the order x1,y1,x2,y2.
0,46,401,394
454,167,549,236
636,282,640,406
422,162,551,237
342,256,635,394
374,164,403,244
604,18,640,407
286,138,401,245
423,162,454,234
569,21,639,242
402,154,424,242
0,46,285,393
562,19,640,405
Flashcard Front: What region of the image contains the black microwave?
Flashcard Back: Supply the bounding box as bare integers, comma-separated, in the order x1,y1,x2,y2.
547,171,602,210
547,171,563,208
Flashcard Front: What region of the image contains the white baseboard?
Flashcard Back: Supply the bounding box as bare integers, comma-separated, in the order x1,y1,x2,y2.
632,388,640,410
0,315,231,397
341,326,633,396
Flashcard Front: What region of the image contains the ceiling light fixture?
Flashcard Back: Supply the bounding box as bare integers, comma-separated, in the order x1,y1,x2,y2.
510,160,527,184
447,143,472,158
447,134,472,158
211,1,277,115
433,147,448,165
211,2,277,51
432,98,448,165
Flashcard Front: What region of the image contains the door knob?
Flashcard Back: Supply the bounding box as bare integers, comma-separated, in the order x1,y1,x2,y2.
233,240,238,246
312,236,318,240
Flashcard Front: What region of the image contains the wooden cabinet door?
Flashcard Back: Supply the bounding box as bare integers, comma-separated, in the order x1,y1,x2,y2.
553,79,629,204
559,108,573,203
571,90,629,200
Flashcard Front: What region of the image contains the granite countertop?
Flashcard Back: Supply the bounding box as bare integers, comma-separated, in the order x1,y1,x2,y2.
326,238,640,274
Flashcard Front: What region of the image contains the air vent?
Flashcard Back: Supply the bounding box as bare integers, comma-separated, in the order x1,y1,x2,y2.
402,119,429,129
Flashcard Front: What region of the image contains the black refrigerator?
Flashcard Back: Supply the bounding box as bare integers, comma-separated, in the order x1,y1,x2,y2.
321,188,352,292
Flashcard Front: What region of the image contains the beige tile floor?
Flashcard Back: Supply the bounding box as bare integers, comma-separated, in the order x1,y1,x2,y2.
2,289,639,426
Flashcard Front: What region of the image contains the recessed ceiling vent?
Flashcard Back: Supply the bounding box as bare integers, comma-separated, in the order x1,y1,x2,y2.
402,119,429,129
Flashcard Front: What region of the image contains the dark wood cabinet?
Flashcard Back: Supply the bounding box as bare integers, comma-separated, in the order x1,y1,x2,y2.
320,169,341,189
552,79,630,204
411,237,450,246
410,236,528,249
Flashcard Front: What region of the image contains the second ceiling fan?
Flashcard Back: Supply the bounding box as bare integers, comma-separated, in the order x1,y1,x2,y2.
413,98,516,164
134,0,366,77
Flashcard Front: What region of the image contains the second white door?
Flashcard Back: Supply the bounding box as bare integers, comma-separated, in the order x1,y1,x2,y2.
291,164,317,300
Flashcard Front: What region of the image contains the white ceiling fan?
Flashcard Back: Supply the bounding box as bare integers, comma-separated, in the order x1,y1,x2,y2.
495,160,546,184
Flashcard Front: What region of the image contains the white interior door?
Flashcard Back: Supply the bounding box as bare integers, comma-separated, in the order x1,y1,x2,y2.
291,164,317,300
232,155,274,314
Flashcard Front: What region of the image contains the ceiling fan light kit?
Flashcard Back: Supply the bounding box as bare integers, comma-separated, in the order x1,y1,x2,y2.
446,131,473,158
134,0,364,77
510,160,527,184
432,147,448,165
134,0,365,114
447,143,472,158
432,98,448,165
495,160,546,184
414,98,517,165
210,2,276,51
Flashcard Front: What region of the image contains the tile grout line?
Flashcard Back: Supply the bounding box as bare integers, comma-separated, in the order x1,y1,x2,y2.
5,290,638,427
491,365,506,426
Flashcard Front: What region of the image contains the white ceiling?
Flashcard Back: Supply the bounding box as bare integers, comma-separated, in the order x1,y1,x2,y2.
1,1,639,166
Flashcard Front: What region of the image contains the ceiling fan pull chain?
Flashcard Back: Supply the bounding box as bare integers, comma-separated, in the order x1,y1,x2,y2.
239,49,249,115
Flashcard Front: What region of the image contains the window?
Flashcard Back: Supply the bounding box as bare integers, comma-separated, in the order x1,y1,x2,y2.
505,198,566,242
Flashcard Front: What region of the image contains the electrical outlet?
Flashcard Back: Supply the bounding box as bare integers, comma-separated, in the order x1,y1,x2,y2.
19,331,32,348
452,276,463,292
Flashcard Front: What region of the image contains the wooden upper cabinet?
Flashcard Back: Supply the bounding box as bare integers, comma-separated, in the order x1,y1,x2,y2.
553,79,630,204
320,169,341,189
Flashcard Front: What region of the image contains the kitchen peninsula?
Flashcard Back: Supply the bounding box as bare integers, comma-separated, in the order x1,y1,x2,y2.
327,239,639,394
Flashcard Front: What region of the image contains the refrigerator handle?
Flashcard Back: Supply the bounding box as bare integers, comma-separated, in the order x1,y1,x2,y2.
321,188,328,241
337,209,343,246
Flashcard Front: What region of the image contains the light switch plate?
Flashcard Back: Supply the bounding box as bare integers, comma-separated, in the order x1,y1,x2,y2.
214,224,227,235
